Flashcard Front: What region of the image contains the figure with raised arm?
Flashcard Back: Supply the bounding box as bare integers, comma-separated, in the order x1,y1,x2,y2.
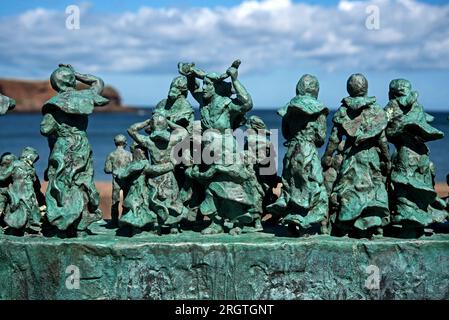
122,113,190,234
154,75,194,132
40,64,109,237
179,60,263,235
0,147,45,235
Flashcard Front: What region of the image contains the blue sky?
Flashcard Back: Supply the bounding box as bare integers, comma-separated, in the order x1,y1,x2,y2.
1,0,449,110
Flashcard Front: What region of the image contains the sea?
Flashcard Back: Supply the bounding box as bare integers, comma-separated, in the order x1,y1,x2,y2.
1,109,449,182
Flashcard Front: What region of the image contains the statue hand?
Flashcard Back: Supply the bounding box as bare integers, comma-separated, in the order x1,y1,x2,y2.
58,63,74,71
178,62,195,76
226,66,238,80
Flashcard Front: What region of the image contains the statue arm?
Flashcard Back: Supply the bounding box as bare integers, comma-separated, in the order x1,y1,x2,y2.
0,165,13,181
322,125,342,169
316,113,328,147
187,166,216,183
127,119,152,146
33,176,46,207
104,154,113,174
378,130,391,166
74,71,105,94
179,62,205,104
144,162,174,177
281,112,290,140
230,75,253,112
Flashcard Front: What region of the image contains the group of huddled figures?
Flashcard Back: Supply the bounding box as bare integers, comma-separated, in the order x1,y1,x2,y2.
0,61,448,238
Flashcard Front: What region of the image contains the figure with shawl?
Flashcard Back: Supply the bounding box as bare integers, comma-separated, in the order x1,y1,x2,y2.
268,74,329,235
40,64,109,236
323,74,390,237
385,79,447,237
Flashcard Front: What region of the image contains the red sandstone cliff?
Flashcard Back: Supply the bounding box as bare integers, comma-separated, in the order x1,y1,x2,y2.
0,78,135,113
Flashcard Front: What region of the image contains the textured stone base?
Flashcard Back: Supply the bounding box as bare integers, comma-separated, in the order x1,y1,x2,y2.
1,221,449,300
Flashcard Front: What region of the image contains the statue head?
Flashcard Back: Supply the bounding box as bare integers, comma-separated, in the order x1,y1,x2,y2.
114,134,127,147
247,115,267,131
388,79,412,100
202,76,217,100
147,113,170,142
347,73,368,97
168,76,188,100
0,153,16,167
296,74,319,98
20,147,39,165
50,66,76,92
201,72,233,100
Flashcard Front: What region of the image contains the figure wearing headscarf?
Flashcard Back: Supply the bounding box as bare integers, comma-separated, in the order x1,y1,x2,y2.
115,142,153,234
385,79,447,237
123,113,190,234
179,59,251,132
268,74,329,235
323,74,390,237
40,64,109,236
179,60,263,235
154,75,196,217
154,75,195,133
245,115,279,215
0,153,16,233
186,130,264,235
0,147,45,234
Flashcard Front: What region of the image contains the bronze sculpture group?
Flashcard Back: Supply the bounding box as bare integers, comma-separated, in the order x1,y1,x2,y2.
0,61,448,239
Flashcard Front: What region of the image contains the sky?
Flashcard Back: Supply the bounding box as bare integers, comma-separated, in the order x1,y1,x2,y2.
0,0,449,110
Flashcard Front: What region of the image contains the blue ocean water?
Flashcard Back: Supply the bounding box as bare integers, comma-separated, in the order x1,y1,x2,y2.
1,109,449,182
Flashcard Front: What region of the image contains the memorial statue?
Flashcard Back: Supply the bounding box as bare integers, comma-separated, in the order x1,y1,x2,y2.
154,75,196,223
179,60,263,235
179,59,249,132
115,142,152,234
40,64,109,237
154,75,195,132
385,79,447,237
0,147,45,235
0,153,16,233
244,115,279,214
0,93,15,115
323,74,390,237
104,134,133,228
119,113,190,234
186,131,264,235
267,74,329,235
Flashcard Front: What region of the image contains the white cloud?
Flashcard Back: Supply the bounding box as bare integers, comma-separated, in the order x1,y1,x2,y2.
0,0,448,77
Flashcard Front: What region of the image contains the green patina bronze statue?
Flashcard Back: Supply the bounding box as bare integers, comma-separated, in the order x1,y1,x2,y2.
154,75,195,133
323,74,390,238
0,93,15,115
40,64,109,237
0,148,45,235
385,79,447,237
104,134,133,228
117,113,190,235
179,60,264,235
244,115,279,215
268,74,329,236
